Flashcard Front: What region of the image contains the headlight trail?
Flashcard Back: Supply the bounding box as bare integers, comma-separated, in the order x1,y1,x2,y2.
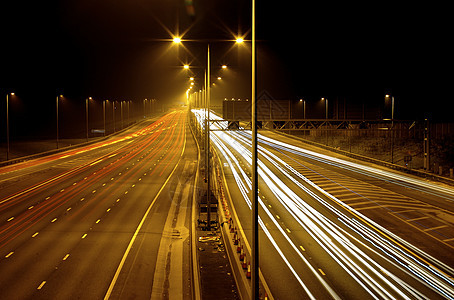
192,109,454,299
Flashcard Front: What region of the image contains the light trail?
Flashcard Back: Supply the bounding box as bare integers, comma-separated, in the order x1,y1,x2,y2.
192,109,454,299
257,134,454,201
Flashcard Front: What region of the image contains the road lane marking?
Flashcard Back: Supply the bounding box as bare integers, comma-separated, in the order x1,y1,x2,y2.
37,281,46,290
318,269,326,276
82,234,87,239
32,232,39,238
299,245,306,252
96,219,101,224
89,159,103,166
51,218,57,223
7,217,14,222
407,216,430,222
104,126,187,300
63,254,70,260
5,251,14,258
28,206,34,210
423,225,449,232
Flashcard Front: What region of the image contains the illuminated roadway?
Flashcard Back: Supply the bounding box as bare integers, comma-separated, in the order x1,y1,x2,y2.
196,109,454,299
0,109,196,299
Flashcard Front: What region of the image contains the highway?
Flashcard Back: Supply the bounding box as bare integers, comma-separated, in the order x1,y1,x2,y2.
0,109,196,299
197,109,454,299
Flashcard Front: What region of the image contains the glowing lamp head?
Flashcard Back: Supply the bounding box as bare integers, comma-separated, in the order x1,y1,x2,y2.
173,37,181,44
236,37,244,44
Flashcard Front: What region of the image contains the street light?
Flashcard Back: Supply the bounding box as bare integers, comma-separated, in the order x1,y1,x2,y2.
385,94,395,163
300,98,306,119
321,97,328,119
173,37,182,44
174,38,241,232
86,97,92,142
384,94,394,121
236,37,244,44
56,95,63,149
5,92,14,160
103,100,107,136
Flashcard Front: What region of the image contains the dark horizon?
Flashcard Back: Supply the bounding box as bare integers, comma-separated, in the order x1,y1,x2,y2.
1,0,452,140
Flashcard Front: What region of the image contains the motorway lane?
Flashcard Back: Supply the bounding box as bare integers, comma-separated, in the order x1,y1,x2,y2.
197,109,454,299
259,130,454,267
0,109,194,299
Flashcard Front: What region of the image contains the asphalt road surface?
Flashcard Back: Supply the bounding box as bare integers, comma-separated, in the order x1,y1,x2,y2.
198,109,454,299
0,109,197,299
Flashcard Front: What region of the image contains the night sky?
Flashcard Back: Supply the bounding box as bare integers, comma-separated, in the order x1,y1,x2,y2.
1,1,452,139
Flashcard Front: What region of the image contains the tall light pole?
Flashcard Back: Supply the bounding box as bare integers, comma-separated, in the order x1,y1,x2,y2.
206,44,211,230
300,98,306,119
322,97,328,119
56,95,62,149
103,100,106,137
6,92,14,160
174,37,240,231
113,101,116,133
385,94,395,163
251,0,259,298
121,101,124,129
86,97,91,142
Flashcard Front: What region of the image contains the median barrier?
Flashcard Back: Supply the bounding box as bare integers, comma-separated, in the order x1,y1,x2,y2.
213,154,273,300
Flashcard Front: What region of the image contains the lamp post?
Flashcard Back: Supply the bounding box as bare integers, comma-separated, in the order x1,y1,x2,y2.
86,97,92,142
56,95,63,149
103,100,106,137
206,44,211,230
174,38,241,232
385,94,395,163
251,0,259,297
300,98,306,119
6,92,14,160
113,101,116,133
121,101,124,129
321,97,328,119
